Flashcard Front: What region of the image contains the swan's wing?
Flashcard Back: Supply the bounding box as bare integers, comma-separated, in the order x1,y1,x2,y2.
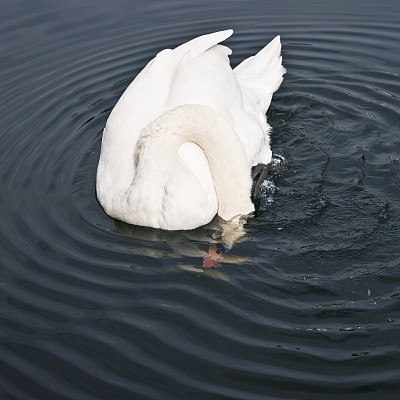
228,36,285,166
164,30,242,126
234,36,285,116
105,29,235,136
98,30,236,205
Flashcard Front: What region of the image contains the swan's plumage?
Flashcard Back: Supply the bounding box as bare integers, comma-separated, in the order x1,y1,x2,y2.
97,30,285,230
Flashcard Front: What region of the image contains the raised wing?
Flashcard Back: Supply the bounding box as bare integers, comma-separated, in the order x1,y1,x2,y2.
234,35,285,116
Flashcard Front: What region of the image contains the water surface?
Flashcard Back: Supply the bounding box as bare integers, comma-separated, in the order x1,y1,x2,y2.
1,1,400,399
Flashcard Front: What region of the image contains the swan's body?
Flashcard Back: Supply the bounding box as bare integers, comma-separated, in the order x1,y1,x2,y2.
97,29,285,230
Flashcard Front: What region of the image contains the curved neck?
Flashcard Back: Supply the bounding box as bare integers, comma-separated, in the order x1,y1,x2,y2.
136,104,254,221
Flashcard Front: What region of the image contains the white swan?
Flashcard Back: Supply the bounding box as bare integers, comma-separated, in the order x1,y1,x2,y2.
97,29,285,230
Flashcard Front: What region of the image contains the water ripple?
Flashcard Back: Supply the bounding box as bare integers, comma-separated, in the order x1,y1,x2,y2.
1,1,400,399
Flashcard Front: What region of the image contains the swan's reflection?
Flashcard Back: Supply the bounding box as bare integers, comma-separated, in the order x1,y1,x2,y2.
110,216,249,273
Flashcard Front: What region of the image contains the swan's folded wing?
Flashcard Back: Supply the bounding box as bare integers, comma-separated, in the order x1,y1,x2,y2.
234,36,285,116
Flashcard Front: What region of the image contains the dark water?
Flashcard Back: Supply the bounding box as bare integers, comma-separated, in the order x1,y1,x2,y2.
1,0,400,399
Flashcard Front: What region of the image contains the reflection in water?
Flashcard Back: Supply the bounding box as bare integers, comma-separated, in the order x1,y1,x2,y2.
110,216,250,272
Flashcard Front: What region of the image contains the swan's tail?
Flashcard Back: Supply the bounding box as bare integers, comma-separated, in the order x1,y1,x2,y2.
234,36,286,114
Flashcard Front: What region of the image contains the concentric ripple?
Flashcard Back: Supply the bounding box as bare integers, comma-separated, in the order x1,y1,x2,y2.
1,1,400,399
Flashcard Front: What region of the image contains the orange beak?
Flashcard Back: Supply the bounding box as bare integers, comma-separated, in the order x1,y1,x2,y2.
202,243,224,268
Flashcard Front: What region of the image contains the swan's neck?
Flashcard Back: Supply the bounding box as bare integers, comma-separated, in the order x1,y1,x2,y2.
136,104,254,221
